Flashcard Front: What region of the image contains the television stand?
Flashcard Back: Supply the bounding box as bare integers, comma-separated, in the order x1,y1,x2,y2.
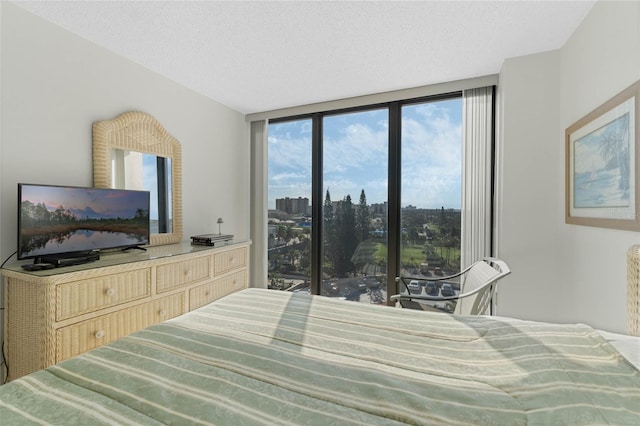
3,241,249,380
122,245,147,253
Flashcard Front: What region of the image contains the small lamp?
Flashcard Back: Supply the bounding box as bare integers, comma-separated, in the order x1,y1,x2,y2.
217,217,224,235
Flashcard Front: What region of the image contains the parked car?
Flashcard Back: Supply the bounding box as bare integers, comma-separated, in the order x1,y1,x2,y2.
327,282,339,295
407,280,421,293
419,263,431,275
441,283,455,297
425,281,439,296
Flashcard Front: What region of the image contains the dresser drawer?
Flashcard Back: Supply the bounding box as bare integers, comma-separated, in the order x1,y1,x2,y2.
56,293,184,361
214,246,247,275
56,268,151,321
156,256,211,293
189,270,247,311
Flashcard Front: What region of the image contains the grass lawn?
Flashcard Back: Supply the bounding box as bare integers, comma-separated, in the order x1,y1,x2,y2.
372,241,459,269
373,243,424,265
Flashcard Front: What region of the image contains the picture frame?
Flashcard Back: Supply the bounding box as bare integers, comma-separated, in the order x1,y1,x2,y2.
565,80,639,231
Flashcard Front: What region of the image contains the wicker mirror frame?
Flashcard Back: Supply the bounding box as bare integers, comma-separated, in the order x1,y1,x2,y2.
92,111,183,246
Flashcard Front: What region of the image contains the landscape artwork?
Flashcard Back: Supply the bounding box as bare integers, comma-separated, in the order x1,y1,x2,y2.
573,112,631,209
566,80,639,231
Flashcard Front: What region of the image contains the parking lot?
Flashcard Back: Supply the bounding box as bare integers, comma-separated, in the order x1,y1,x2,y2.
397,278,461,312
288,273,461,311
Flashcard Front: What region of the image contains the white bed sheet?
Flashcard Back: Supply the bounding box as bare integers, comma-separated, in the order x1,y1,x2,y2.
597,329,640,369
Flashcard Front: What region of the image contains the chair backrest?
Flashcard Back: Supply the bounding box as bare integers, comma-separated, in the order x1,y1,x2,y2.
455,258,510,315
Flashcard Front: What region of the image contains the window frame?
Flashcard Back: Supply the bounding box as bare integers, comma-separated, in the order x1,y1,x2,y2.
268,91,471,303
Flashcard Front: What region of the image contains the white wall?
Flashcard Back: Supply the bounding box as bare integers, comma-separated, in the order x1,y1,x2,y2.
0,3,250,358
497,0,640,334
0,2,250,260
496,49,565,322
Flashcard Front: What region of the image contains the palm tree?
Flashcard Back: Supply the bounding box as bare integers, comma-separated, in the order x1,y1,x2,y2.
600,113,630,192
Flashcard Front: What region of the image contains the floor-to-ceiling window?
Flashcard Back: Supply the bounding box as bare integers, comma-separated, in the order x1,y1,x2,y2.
400,97,462,311
267,119,312,291
267,93,468,305
322,109,389,301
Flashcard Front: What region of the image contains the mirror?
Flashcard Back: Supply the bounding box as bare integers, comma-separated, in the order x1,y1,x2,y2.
110,150,173,234
93,111,183,246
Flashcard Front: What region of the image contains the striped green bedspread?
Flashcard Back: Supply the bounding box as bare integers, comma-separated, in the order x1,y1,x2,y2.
1,288,638,425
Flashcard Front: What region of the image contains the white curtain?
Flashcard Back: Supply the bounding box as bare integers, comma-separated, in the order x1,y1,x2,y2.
461,86,494,269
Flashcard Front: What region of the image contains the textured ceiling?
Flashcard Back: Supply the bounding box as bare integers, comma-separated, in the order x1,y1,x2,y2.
13,0,596,114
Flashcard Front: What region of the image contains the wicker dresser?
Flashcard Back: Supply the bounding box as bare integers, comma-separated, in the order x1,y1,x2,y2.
2,241,249,381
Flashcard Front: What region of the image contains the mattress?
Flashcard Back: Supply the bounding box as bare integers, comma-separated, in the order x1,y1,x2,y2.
1,288,639,425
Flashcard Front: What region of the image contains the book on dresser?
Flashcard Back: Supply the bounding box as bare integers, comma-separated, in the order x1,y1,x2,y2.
1,241,250,381
190,233,234,246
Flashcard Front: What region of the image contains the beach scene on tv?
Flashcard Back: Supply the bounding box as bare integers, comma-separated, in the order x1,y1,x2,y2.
19,185,150,259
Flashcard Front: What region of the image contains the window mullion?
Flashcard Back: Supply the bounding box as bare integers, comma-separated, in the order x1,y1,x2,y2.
387,103,401,304
311,113,323,295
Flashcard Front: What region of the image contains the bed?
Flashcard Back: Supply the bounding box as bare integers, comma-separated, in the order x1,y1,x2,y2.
1,286,639,425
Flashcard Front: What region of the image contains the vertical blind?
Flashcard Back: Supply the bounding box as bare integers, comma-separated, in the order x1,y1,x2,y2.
461,86,494,269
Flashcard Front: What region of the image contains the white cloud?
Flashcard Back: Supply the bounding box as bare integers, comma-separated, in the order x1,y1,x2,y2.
267,98,462,209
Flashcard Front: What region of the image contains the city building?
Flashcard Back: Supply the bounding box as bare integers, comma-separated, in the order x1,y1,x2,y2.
275,197,309,215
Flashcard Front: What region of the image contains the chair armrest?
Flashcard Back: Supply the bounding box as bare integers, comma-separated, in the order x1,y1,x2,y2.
391,293,460,302
398,262,477,283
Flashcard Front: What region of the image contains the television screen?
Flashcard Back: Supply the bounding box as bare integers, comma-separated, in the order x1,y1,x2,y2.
18,183,150,260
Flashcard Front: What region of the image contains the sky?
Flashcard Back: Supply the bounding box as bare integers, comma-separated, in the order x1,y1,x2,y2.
268,97,462,210
21,184,149,220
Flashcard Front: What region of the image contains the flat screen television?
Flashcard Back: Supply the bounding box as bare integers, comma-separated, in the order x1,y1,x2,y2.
18,183,150,262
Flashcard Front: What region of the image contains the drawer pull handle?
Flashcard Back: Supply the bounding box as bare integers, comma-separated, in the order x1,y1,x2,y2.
95,330,105,339
105,288,115,297
159,309,168,317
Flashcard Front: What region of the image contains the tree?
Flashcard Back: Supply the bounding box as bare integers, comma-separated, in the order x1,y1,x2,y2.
407,227,419,245
276,225,289,243
323,190,337,275
333,195,357,277
134,208,149,221
53,206,66,224
356,189,370,243
323,190,334,222
33,202,50,224
298,238,311,276
21,200,35,226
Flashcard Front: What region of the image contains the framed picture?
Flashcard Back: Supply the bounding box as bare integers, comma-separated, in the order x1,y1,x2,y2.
566,80,639,231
